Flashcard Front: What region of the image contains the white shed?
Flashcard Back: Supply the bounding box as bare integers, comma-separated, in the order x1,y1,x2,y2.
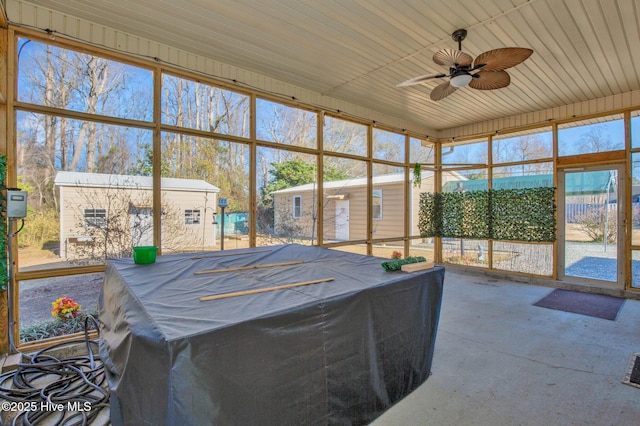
55,172,220,259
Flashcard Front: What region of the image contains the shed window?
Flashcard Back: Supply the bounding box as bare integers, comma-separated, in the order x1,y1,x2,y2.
84,208,107,228
293,196,302,218
185,209,201,225
373,190,382,220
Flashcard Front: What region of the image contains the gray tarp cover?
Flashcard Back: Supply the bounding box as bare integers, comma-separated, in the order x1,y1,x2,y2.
99,244,444,425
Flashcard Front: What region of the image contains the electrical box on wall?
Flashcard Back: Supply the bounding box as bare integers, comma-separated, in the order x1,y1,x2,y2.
7,190,28,218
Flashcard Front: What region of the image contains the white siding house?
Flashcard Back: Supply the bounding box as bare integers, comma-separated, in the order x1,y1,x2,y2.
272,170,466,241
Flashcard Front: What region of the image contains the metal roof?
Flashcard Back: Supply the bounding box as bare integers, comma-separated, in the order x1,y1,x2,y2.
271,170,470,194
442,171,613,195
276,170,612,196
271,173,405,195
54,171,220,193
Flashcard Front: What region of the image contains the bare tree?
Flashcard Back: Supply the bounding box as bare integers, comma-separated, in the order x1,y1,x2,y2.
69,55,127,172
268,201,307,244
161,76,251,211
259,103,316,149
323,116,366,153
18,40,140,210
579,126,617,153
66,183,203,263
574,206,617,243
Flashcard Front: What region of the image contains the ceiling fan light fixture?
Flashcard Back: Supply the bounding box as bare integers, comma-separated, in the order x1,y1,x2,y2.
397,29,532,100
450,73,472,88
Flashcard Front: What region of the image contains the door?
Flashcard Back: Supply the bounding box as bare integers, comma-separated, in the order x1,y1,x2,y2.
335,200,350,241
130,207,154,246
558,166,624,287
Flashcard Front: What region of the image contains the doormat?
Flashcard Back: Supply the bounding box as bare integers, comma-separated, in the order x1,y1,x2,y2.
533,289,624,320
622,353,640,389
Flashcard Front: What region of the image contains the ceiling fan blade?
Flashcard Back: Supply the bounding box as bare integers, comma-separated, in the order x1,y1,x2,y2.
396,73,447,87
433,49,473,67
469,70,511,90
430,81,458,101
473,48,533,72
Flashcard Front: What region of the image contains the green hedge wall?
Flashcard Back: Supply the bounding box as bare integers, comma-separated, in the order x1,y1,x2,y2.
419,187,556,242
491,187,556,242
439,191,490,239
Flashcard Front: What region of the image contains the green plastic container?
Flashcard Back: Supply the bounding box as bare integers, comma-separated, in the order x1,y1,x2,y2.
133,246,158,264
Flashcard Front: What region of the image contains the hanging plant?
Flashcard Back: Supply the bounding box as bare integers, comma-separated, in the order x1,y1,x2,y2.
412,163,422,188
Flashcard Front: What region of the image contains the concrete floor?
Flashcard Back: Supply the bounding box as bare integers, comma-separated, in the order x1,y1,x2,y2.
8,269,638,425
372,271,640,426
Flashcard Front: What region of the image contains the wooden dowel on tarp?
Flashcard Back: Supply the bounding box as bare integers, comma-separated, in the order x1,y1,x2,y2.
194,260,304,275
191,249,272,260
199,277,335,301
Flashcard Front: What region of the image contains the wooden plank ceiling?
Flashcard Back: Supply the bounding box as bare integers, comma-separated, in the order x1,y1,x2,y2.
9,0,640,133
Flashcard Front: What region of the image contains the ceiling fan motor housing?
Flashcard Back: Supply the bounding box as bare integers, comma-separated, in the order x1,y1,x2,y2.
452,29,468,47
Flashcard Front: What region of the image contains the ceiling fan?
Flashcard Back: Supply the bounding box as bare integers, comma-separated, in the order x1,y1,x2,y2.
397,29,533,101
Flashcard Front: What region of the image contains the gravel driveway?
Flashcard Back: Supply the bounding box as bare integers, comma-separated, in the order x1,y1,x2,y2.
564,241,618,281
19,273,103,327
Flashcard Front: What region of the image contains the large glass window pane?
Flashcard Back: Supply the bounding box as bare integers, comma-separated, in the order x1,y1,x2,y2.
323,116,367,156
256,99,317,148
17,38,153,122
632,153,640,246
162,74,249,137
410,137,435,165
409,238,434,263
411,160,435,259
17,111,152,270
373,128,404,163
441,168,488,267
441,167,489,192
632,110,640,149
491,164,553,274
492,162,554,186
410,137,436,256
633,250,640,289
323,156,367,242
328,244,368,256
258,149,318,245
372,240,405,259
161,132,249,253
558,114,624,156
19,272,102,343
372,164,404,239
214,138,251,250
563,168,619,282
492,242,553,276
442,139,488,165
492,128,552,164
443,238,489,268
